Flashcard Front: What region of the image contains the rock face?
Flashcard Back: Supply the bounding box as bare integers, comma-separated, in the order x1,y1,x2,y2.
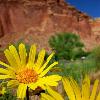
0,0,92,50
90,18,100,43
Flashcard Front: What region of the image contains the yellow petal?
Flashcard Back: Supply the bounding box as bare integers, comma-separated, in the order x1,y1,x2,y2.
1,87,6,95
34,49,45,71
41,97,46,100
46,86,64,100
28,83,38,90
0,68,14,75
62,77,76,100
96,91,100,100
28,44,36,68
45,75,61,86
4,49,18,68
7,80,19,88
17,84,27,99
39,62,58,77
39,85,46,90
90,79,99,100
0,61,14,71
19,43,27,67
38,52,55,74
9,45,21,67
41,93,55,100
28,78,46,90
82,75,90,100
70,77,82,100
47,81,58,86
0,75,14,79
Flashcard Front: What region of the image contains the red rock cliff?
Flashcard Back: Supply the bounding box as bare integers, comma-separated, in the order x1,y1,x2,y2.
0,0,92,50
90,18,100,43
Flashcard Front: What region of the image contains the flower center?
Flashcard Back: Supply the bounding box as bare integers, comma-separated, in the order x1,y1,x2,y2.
16,68,38,84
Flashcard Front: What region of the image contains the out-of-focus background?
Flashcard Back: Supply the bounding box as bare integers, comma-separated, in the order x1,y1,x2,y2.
0,1,100,99
0,0,100,51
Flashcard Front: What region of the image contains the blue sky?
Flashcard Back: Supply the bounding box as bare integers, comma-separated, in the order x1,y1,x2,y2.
66,0,100,18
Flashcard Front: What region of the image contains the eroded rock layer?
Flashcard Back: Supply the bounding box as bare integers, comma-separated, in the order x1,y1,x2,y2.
0,0,93,50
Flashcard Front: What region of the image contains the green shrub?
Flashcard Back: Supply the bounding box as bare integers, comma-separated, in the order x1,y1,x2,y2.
0,91,16,100
49,33,87,60
49,58,96,83
88,46,100,70
0,82,16,100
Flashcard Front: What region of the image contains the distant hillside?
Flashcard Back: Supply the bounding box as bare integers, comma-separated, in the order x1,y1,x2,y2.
0,0,98,52
90,18,100,43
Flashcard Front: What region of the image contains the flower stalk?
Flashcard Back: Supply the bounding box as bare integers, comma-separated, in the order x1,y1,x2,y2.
26,87,29,100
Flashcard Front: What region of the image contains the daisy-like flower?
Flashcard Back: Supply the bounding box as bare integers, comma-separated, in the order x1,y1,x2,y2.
0,87,6,95
62,76,100,100
0,43,61,99
41,86,63,100
41,76,100,100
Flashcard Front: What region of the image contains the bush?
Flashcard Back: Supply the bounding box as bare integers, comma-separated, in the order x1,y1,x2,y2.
0,92,16,100
49,33,87,60
88,46,100,70
49,58,96,83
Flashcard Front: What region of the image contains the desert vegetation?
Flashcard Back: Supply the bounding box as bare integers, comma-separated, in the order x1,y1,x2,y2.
0,33,100,100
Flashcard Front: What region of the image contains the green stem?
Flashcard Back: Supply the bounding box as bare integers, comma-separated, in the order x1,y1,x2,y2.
26,87,29,100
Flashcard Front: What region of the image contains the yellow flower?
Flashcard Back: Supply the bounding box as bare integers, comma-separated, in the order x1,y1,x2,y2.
62,76,100,100
41,76,100,100
41,86,64,100
0,87,6,95
0,43,61,99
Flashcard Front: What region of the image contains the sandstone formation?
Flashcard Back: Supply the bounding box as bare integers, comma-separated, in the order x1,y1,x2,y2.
90,18,100,43
0,0,93,50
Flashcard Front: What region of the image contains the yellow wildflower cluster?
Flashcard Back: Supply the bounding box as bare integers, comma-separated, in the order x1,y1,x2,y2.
0,43,61,99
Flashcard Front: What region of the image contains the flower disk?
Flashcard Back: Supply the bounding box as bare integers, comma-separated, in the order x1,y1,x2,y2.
16,68,38,84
